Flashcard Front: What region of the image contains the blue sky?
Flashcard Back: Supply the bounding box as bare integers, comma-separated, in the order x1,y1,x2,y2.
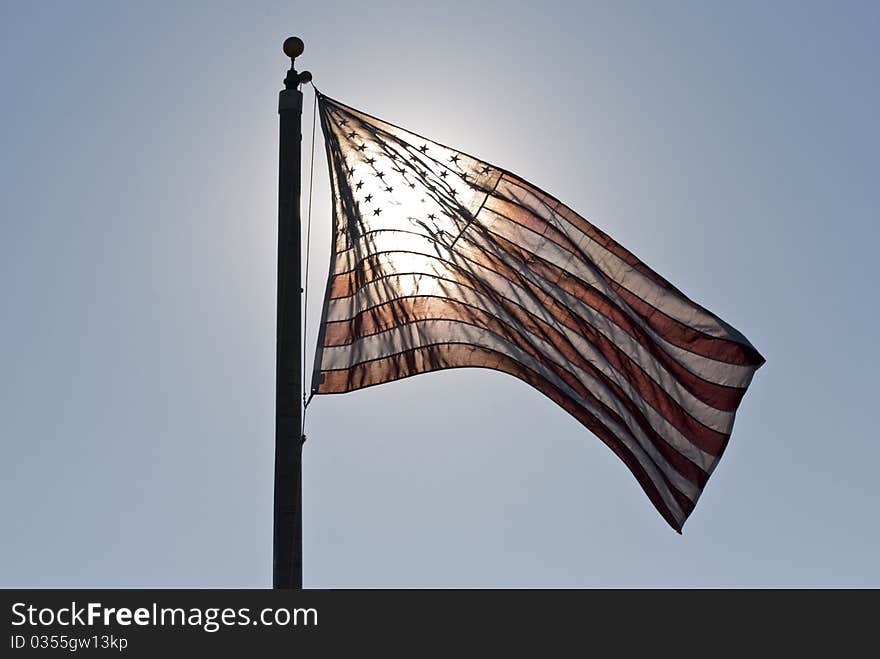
1,1,878,586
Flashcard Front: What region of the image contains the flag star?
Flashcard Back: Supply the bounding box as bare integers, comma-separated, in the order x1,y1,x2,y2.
375,171,385,179
410,154,420,161
440,170,448,178
450,154,460,163
419,145,428,153
481,166,491,174
347,131,357,139
347,167,355,176
356,181,364,190
340,119,349,126
373,208,382,216
365,157,376,165
428,213,436,220
365,194,373,202
450,189,457,196
385,186,394,193
356,143,367,151
408,182,416,188
460,172,468,181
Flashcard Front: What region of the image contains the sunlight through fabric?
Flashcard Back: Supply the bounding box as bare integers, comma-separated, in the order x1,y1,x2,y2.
310,92,765,532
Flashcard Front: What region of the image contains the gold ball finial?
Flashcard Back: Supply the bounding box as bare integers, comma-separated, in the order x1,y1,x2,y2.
283,37,305,59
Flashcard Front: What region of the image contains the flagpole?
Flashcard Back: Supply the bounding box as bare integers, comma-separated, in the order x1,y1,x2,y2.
274,36,311,589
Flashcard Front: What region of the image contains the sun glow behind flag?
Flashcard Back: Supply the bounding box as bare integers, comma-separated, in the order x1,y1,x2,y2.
309,92,764,531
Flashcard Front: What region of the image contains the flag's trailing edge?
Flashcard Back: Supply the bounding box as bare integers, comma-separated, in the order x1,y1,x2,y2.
310,90,765,532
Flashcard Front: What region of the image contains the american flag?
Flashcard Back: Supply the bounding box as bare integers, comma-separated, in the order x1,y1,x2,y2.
310,92,764,531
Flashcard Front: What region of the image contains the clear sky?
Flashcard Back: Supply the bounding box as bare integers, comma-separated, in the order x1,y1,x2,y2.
2,1,878,587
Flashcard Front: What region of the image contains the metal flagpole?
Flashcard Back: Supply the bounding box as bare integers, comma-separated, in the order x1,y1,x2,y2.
274,36,311,589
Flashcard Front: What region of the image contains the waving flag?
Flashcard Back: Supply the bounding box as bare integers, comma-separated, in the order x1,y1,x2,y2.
310,92,764,531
